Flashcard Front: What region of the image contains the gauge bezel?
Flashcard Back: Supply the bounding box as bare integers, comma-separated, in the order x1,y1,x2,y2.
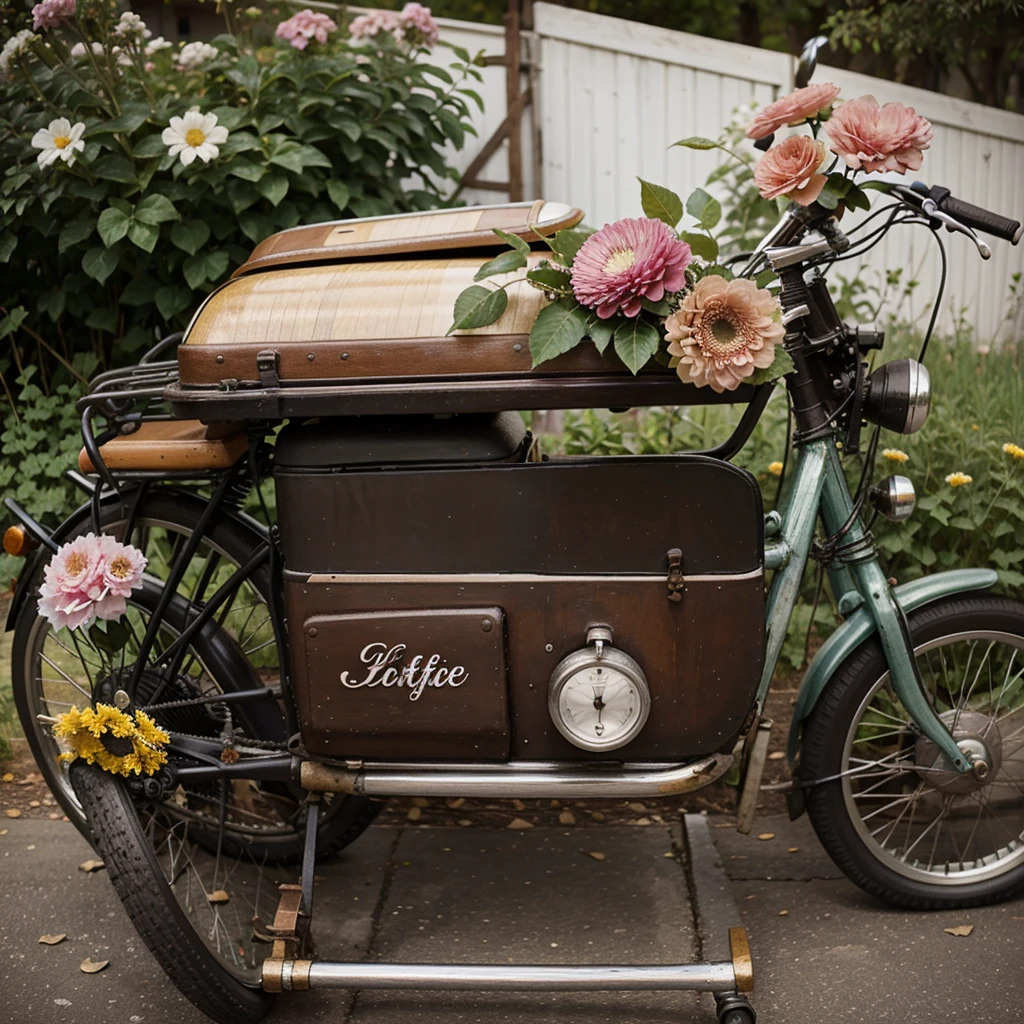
547,646,651,752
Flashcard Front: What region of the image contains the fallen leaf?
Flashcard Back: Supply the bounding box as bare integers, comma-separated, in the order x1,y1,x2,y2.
39,934,67,945
627,802,647,813
48,813,60,820
633,817,652,826
549,799,561,809
80,958,109,974
1012,916,1024,921
589,811,605,822
5,809,21,819
29,800,41,808
406,807,422,822
558,810,576,825
0,829,7,836
1,773,13,783
457,819,472,827
757,833,775,841
446,798,465,810
511,799,526,811
207,890,230,904
586,851,606,861
768,751,786,761
787,847,800,853
79,859,105,873
662,851,676,859
507,818,533,830
730,855,749,860
944,925,974,937
410,797,429,808
778,909,789,917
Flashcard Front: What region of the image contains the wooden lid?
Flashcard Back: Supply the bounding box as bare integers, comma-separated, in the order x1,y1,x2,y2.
232,200,584,277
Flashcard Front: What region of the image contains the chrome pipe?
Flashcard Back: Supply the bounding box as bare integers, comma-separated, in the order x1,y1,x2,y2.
271,959,737,992
300,752,732,799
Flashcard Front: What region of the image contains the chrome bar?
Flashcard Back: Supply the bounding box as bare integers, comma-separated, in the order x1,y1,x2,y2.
300,752,733,799
271,959,737,992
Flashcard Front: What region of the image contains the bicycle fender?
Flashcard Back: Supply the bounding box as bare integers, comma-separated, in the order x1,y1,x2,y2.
786,567,998,764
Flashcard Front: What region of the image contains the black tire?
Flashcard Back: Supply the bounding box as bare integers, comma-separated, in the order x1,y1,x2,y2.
12,487,381,860
71,762,274,1024
801,594,1024,909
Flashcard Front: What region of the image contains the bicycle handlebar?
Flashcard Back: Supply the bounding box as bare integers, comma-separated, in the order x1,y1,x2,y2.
911,182,1022,245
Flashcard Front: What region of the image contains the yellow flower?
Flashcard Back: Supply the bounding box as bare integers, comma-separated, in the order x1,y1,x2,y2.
1002,442,1024,460
882,448,909,463
970,424,979,431
768,461,784,476
945,472,973,488
53,704,169,777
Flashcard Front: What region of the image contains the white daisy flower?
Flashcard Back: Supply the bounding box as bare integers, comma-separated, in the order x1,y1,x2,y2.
31,117,86,168
1,29,39,76
114,11,151,38
145,36,172,55
161,110,229,167
176,40,218,69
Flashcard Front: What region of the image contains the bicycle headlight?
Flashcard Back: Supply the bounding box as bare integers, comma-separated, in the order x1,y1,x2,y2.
863,359,931,434
869,475,916,522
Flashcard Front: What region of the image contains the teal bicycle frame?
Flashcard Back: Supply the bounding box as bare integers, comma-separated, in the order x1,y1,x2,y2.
759,435,993,778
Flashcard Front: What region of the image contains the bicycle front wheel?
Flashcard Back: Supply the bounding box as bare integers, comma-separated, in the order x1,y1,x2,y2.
801,594,1024,908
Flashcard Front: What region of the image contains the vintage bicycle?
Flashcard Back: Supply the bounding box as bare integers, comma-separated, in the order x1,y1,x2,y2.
4,48,1023,1024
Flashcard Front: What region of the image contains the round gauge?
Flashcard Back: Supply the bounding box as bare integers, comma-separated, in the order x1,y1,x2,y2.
548,645,650,753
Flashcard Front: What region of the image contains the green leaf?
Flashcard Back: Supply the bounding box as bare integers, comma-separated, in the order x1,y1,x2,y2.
120,275,159,306
825,172,852,198
133,133,167,159
58,218,95,253
550,228,592,265
672,136,718,150
448,285,508,332
528,300,588,367
0,232,17,263
134,194,178,225
171,220,211,255
97,207,131,247
473,249,528,281
155,284,192,320
326,179,350,213
85,307,118,333
680,231,718,262
183,253,210,290
815,187,839,211
89,103,151,136
686,188,722,230
256,172,289,207
127,219,159,253
638,178,683,228
93,155,138,184
845,184,871,212
612,317,660,374
0,306,28,341
748,345,796,386
494,228,530,255
82,246,119,284
585,315,615,355
754,268,778,288
526,266,572,292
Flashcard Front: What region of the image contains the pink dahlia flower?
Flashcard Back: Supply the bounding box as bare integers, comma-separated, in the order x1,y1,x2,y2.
571,217,692,319
400,2,439,47
38,533,147,631
825,95,933,174
31,0,75,31
349,9,401,40
276,8,337,49
753,136,827,206
746,82,840,140
666,276,784,393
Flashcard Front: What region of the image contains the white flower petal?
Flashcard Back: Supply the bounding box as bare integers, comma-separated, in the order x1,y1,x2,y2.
181,110,205,131
200,112,218,134
167,115,186,135
31,128,54,149
179,147,198,166
38,148,61,168
205,125,229,144
196,142,219,162
161,126,182,145
48,117,72,137
166,142,186,157
68,122,86,142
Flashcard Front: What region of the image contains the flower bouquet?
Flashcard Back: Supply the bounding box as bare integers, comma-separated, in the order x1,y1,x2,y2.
36,533,169,777
450,81,933,394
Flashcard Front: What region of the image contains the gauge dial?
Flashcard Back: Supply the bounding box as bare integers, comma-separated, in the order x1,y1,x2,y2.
548,646,650,752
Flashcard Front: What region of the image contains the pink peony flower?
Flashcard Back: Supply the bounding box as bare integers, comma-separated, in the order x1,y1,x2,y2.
825,95,933,174
746,82,840,140
571,217,692,319
276,8,337,49
400,2,439,46
38,533,147,632
349,9,402,41
666,276,784,393
753,136,827,206
31,0,75,31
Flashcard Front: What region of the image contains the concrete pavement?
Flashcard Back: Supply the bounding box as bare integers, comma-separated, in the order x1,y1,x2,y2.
1,812,1022,1024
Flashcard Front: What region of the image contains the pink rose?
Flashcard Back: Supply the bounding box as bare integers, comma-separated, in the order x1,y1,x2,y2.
746,82,840,140
31,0,75,30
400,2,439,47
753,136,827,206
825,95,933,174
275,8,337,49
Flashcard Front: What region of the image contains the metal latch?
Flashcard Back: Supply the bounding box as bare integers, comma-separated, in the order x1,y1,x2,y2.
256,349,280,390
666,548,684,602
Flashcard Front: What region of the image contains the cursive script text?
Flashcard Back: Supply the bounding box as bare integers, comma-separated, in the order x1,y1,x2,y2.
339,642,469,701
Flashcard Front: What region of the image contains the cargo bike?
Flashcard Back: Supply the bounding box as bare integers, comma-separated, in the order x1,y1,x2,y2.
5,97,1024,1024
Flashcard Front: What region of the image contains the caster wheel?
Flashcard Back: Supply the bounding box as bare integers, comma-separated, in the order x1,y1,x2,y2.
716,992,757,1024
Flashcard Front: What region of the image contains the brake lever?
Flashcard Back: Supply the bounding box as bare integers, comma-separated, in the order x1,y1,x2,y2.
920,199,992,260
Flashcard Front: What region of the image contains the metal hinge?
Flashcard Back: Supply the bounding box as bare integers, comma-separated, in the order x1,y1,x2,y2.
666,548,684,602
256,349,280,390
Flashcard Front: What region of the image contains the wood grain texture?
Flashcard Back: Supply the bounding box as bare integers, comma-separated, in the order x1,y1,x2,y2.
186,257,549,349
77,420,247,472
232,201,584,276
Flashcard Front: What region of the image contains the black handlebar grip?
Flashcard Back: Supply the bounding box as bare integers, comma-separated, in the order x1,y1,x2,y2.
935,190,1022,245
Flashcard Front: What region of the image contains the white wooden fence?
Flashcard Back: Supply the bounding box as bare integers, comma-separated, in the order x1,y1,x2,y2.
431,3,1024,341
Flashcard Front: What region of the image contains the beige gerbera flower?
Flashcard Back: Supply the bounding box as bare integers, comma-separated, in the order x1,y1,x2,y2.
665,276,784,393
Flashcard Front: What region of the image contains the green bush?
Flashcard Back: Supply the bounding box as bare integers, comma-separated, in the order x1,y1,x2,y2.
0,1,481,381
